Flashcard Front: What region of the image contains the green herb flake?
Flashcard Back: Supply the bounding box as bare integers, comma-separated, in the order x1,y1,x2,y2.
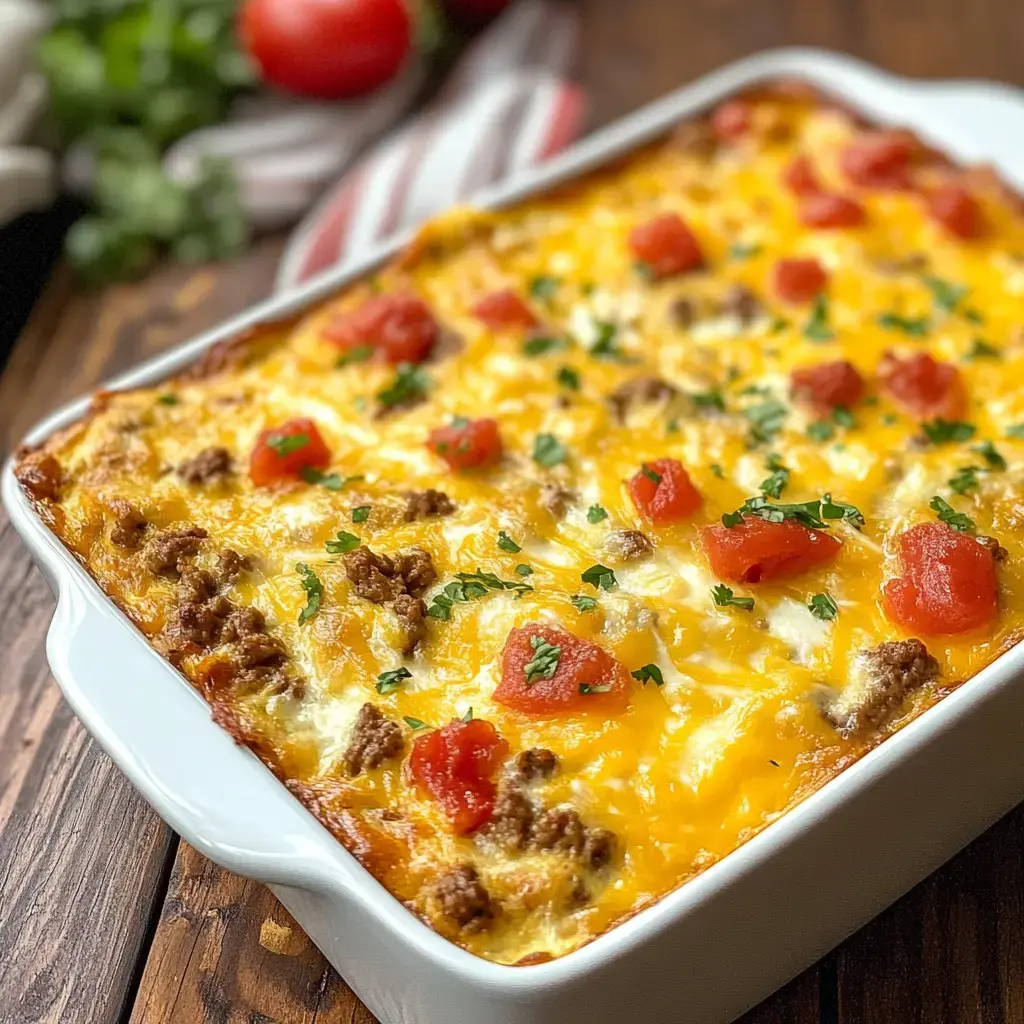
462,707,474,722
922,419,976,445
710,463,724,478
586,505,608,524
157,393,179,406
930,495,975,532
965,338,1001,361
523,335,567,357
267,432,310,457
351,505,371,523
571,594,598,613
760,454,790,500
729,242,762,260
808,592,838,621
691,389,726,413
641,463,663,484
524,635,562,684
295,563,323,624
336,345,374,367
807,420,836,443
589,320,625,360
769,759,781,767
924,275,968,314
497,530,522,553
376,667,412,694
633,259,656,281
832,406,856,430
631,663,665,686
948,465,982,495
803,295,834,342
529,275,561,301
581,564,617,591
711,584,754,610
721,509,745,528
533,433,568,467
744,400,789,445
515,563,533,577
403,716,429,731
974,440,1007,471
377,363,430,408
301,467,363,491
723,494,864,531
425,570,534,620
557,366,581,391
1007,424,1024,439
325,531,360,554
876,312,930,337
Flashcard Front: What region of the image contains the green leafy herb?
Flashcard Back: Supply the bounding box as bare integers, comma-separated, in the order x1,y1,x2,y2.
1007,425,1024,439
157,393,179,406
633,259,656,280
351,505,371,523
710,463,724,478
295,563,323,624
641,463,663,484
808,592,838,621
524,635,562,684
377,363,430,408
974,440,1007,471
760,454,790,499
724,494,865,531
807,420,836,443
721,509,745,528
581,564,617,591
769,759,781,767
965,338,1001,360
666,419,680,435
963,308,986,325
729,242,762,260
571,594,598,612
691,389,726,412
832,406,856,430
325,531,360,554
948,465,982,495
769,316,791,334
557,366,581,390
579,682,613,695
587,505,608,524
803,295,834,342
523,335,567,357
462,707,474,722
426,570,534,619
336,345,374,367
403,716,429,731
376,667,412,694
711,584,754,610
497,530,522,553
876,312,930,337
267,432,310,457
589,320,625,360
529,275,561,301
631,664,665,686
515,563,534,577
533,433,568,467
930,495,975,532
922,419,976,444
924,275,968,314
301,467,362,491
744,400,789,445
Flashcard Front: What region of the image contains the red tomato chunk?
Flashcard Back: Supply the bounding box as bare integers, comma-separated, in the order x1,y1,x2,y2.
472,289,538,329
840,131,916,190
773,257,828,303
495,624,632,716
427,417,502,470
702,518,841,584
628,212,703,279
409,719,509,834
790,360,864,412
927,183,983,239
249,418,330,486
711,99,750,141
782,154,821,196
883,522,997,635
628,458,702,524
799,192,866,229
879,352,967,421
323,293,438,365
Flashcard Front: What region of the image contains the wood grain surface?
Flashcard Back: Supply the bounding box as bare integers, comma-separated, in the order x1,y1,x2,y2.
3,1,1024,1022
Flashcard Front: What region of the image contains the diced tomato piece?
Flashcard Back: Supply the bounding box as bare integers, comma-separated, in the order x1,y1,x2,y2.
927,183,983,239
782,154,821,196
409,718,509,834
773,257,829,303
883,522,998,635
427,417,502,470
879,352,967,421
711,99,751,141
628,458,702,524
472,289,538,329
249,418,331,487
790,360,864,412
840,130,916,190
702,518,842,584
323,293,438,365
495,623,632,716
628,212,703,279
799,192,866,229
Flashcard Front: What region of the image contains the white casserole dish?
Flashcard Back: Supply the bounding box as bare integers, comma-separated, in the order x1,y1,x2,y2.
7,48,1024,1024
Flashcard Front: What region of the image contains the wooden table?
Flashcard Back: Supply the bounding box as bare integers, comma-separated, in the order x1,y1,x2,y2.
3,2,1024,1021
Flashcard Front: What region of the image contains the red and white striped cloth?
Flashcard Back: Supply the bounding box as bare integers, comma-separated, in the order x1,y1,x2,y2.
275,0,586,293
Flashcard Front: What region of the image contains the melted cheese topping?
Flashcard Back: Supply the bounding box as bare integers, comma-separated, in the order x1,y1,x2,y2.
22,91,1024,965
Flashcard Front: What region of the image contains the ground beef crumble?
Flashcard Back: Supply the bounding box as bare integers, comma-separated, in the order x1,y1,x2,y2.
343,703,404,775
109,499,147,549
178,446,234,484
16,451,62,502
433,864,493,932
143,525,208,576
608,376,679,422
513,747,558,781
605,529,653,562
404,488,456,521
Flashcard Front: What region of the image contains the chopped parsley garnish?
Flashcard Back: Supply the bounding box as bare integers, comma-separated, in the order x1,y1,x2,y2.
462,707,474,722
336,345,374,367
267,432,310,456
497,530,522,553
529,275,561,301
807,420,835,442
325,531,360,554
351,505,371,523
586,504,608,524
641,463,663,484
579,682,612,695
631,663,665,686
403,716,429,730
744,400,789,445
633,259,656,280
377,362,430,408
710,463,724,478
533,433,568,467
376,667,412,694
581,563,617,591
760,454,790,499
924,275,968,314
515,563,533,577
1008,425,1024,439
524,635,561,684
589,320,625,360
769,759,781,767
571,594,598,612
301,467,363,491
523,335,567,357
922,418,976,444
930,495,975,532
295,563,323,624
948,465,982,495
729,242,762,260
426,570,533,620
557,366,580,390
876,312,930,337
724,494,864,531
721,509,745,528
157,393,179,405
974,440,1007,471
808,592,838,621
711,584,754,610
965,338,1001,360
691,389,726,412
832,406,856,430
803,294,834,341
769,316,790,334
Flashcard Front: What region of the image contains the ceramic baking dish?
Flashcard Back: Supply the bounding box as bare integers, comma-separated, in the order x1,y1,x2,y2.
7,48,1024,1024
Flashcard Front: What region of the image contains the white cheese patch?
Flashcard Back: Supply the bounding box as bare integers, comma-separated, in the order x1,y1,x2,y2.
824,443,877,482
676,694,764,792
766,597,830,665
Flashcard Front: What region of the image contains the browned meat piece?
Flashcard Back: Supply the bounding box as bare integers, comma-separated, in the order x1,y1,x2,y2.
718,284,762,323
977,535,1009,562
818,639,940,738
582,828,616,869
178,446,234,484
486,787,534,848
405,488,456,522
432,863,493,932
177,565,217,605
218,548,252,584
143,525,208,576
343,703,404,776
344,547,402,604
393,547,437,598
15,451,62,502
514,747,558,781
219,605,267,643
233,632,287,670
608,376,679,423
605,529,653,562
540,482,576,518
530,807,587,854
167,601,225,648
668,297,697,328
109,499,147,549
392,593,427,655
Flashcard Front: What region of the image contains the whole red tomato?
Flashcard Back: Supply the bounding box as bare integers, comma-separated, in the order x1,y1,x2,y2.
240,0,414,99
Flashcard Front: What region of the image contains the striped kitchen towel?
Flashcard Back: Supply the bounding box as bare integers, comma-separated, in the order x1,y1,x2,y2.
275,0,585,293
